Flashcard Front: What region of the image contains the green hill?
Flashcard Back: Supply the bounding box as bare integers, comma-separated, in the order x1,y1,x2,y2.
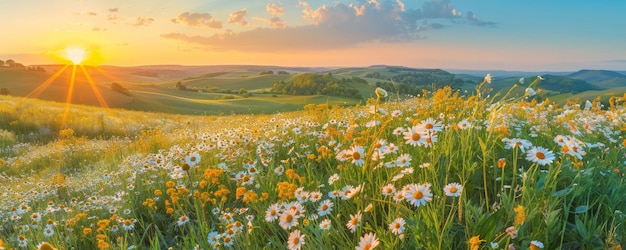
568,69,626,88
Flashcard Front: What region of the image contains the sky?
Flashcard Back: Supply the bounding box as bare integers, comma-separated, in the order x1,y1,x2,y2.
2,0,626,71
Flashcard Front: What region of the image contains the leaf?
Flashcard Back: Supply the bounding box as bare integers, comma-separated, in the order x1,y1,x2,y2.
575,216,588,239
552,187,573,197
574,205,589,214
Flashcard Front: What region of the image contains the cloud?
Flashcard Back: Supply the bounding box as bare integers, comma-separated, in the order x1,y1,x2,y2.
161,0,493,51
421,0,459,18
254,16,287,29
107,14,120,21
87,12,97,16
266,3,285,16
92,27,105,31
132,17,154,26
466,11,496,27
228,9,249,26
109,8,118,12
172,12,222,29
297,0,309,8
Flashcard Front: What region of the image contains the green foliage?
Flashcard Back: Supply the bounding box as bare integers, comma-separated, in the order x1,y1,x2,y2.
1,87,626,249
271,73,363,98
259,70,274,75
539,75,602,94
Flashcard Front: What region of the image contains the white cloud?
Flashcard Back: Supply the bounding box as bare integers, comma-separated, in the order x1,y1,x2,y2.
171,12,222,29
161,0,494,51
228,9,249,26
266,3,285,16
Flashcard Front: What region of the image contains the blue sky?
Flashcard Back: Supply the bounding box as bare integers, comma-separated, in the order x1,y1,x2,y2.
1,0,625,71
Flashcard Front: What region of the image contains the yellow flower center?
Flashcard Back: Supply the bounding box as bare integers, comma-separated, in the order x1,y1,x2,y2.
449,187,458,193
352,151,361,160
412,133,421,141
413,190,423,199
536,152,545,160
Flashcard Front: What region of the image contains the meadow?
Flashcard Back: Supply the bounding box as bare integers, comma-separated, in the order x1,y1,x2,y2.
1,76,626,249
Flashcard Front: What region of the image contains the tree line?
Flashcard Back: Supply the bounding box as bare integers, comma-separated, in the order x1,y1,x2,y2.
271,73,364,99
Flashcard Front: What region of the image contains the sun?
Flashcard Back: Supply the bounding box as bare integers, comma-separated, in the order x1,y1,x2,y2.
65,47,87,65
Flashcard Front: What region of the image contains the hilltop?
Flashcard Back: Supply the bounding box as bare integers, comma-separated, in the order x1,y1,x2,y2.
1,64,624,115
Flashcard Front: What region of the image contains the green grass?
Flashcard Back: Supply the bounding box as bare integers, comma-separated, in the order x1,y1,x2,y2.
1,86,625,249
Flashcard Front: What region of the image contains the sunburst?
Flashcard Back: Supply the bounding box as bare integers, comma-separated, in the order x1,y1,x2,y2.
27,46,112,129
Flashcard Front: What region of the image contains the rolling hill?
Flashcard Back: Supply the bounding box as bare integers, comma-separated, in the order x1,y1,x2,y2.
568,69,626,89
2,64,626,115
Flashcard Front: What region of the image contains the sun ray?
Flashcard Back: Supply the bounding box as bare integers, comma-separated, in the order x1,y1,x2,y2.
92,65,124,83
61,65,78,129
79,65,109,108
26,64,70,98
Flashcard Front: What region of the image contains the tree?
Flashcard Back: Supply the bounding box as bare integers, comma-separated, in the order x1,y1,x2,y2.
0,60,4,66
0,88,10,95
175,81,187,90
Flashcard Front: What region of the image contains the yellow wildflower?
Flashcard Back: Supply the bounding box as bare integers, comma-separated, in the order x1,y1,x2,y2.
514,205,525,226
468,235,482,250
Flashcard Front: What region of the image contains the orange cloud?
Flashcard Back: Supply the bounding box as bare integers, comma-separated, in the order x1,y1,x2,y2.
229,9,249,26
266,3,285,16
172,12,222,29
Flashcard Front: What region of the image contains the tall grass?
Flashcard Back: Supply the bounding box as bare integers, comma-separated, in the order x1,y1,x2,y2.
0,85,625,249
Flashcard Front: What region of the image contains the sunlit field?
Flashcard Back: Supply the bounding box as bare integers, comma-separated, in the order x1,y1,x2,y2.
1,77,626,249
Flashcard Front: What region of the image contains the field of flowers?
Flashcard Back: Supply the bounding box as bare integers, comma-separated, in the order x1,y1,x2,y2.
1,77,626,249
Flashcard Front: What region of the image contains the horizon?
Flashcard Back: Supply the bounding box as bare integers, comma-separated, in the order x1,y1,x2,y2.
2,0,626,71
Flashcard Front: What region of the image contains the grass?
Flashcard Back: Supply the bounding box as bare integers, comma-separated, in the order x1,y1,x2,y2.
1,79,626,249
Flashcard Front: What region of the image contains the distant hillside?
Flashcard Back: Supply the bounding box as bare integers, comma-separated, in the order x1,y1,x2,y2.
568,69,626,88
271,73,366,99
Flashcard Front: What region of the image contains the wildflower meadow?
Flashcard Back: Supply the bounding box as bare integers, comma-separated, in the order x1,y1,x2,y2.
1,77,626,249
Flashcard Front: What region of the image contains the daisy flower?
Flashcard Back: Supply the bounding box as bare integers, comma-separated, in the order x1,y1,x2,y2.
122,219,135,231
356,232,380,250
384,143,398,154
279,209,299,230
185,152,201,167
392,127,404,135
274,165,285,176
529,240,544,250
177,215,190,226
31,212,42,222
288,230,305,250
381,184,396,196
392,190,405,202
404,183,433,207
403,125,428,147
503,138,533,153
346,211,362,233
395,153,411,167
389,217,406,235
309,191,323,202
207,231,221,245
43,226,54,237
350,145,366,167
526,146,555,166
457,119,471,130
443,183,463,197
328,173,339,185
317,199,334,216
419,118,443,132
319,219,332,230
